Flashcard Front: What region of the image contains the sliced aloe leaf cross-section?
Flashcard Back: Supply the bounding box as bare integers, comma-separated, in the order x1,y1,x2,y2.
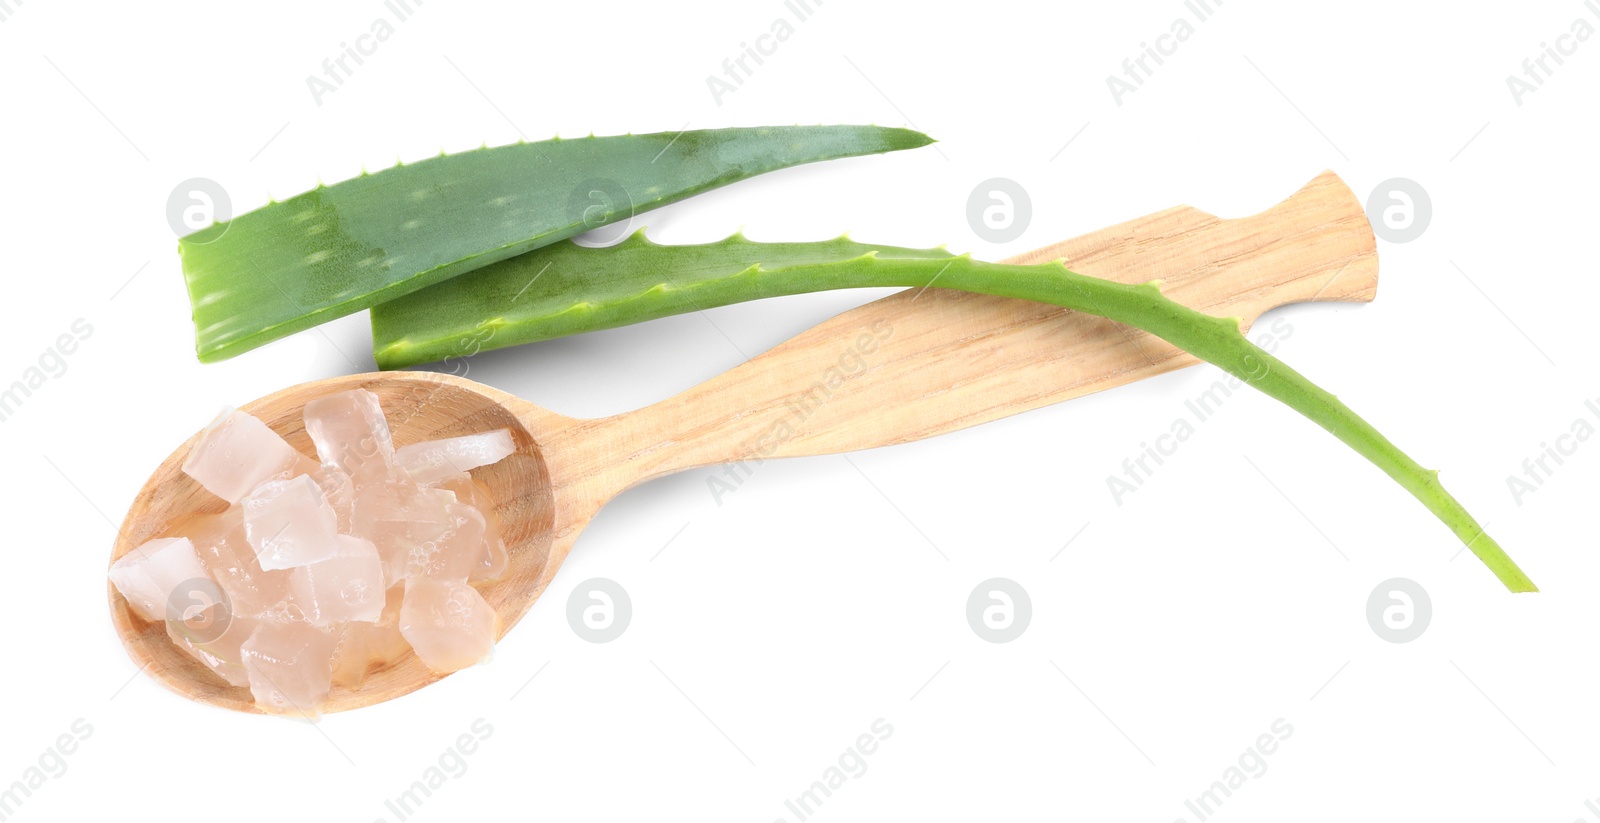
180,125,934,362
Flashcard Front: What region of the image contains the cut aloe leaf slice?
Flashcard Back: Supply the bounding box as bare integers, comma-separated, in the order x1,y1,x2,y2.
180,125,934,362
370,231,953,369
371,235,1535,592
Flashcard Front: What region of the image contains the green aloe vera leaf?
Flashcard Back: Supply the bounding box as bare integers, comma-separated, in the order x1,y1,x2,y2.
179,125,934,362
369,231,955,367
371,237,1535,593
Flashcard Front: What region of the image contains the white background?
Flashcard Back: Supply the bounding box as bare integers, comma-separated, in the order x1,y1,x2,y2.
1,0,1595,820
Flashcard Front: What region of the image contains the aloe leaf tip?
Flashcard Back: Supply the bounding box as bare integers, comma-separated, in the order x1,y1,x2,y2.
181,125,936,361
370,237,1536,592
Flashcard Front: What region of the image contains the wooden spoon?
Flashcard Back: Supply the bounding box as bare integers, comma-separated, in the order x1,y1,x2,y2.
109,171,1376,713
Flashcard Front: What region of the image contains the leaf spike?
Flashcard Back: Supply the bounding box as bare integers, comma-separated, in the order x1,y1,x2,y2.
359,235,1534,593
188,125,942,361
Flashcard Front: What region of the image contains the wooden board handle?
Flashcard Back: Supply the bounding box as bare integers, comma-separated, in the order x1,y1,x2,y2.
557,171,1376,496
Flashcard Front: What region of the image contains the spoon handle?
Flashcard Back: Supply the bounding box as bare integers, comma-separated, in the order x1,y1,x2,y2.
559,171,1377,491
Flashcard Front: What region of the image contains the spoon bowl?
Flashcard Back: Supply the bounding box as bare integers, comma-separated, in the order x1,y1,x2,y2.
109,172,1377,712
110,373,556,713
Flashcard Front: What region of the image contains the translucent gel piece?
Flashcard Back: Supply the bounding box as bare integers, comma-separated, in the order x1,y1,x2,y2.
395,429,515,485
174,506,291,618
289,535,386,626
352,479,457,585
181,407,316,504
240,621,338,718
167,609,257,688
399,579,497,674
108,537,212,623
303,389,397,483
437,473,510,583
243,475,341,570
406,503,486,581
331,585,411,689
310,465,356,533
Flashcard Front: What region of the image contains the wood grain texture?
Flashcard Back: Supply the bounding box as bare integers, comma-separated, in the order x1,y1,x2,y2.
110,171,1376,713
530,172,1378,594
